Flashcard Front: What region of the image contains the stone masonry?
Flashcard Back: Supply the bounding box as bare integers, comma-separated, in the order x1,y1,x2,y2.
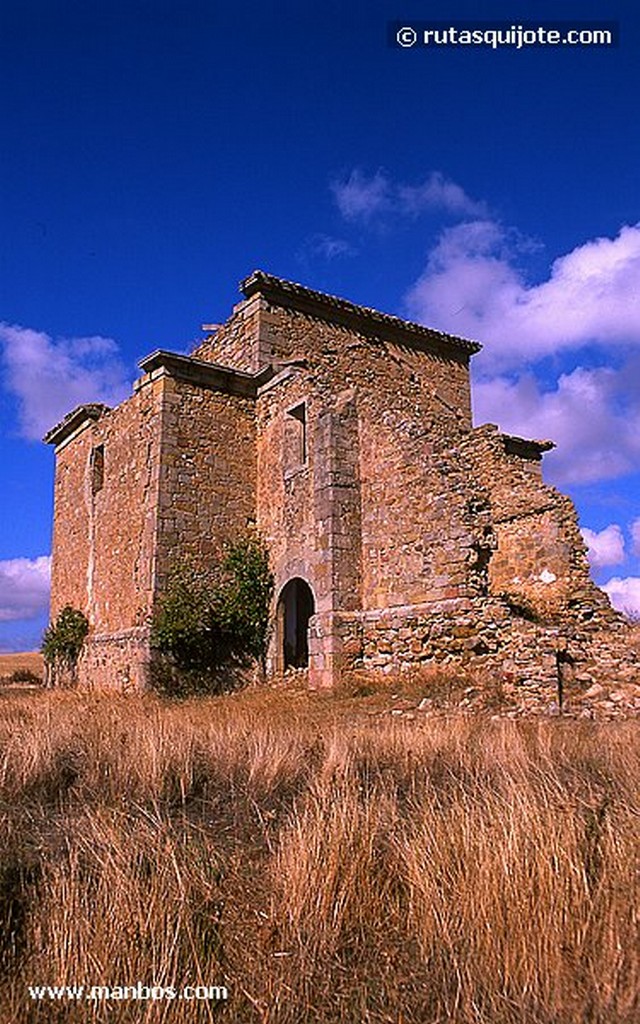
45,271,638,707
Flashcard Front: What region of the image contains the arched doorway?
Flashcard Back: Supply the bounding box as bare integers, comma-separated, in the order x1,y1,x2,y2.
277,578,315,669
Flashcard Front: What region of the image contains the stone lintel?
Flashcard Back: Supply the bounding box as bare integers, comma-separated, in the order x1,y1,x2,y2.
137,349,274,398
240,269,482,360
256,363,303,397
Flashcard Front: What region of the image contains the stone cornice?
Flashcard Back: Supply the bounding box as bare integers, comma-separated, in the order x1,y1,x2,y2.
137,350,274,397
43,403,111,447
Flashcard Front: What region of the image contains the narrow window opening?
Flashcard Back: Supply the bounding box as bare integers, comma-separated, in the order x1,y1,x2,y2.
285,402,307,471
555,649,575,709
90,444,105,495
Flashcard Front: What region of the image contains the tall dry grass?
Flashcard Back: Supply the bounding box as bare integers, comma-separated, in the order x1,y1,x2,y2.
0,687,638,1023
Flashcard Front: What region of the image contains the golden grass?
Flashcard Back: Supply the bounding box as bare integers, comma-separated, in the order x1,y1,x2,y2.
0,652,43,683
0,686,638,1023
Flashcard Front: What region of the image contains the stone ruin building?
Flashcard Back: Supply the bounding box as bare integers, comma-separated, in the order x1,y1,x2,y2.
45,271,636,705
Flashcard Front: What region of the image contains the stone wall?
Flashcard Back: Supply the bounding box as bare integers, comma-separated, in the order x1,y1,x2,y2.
49,379,165,689
75,626,152,692
50,425,95,617
88,384,163,634
48,363,257,690
237,301,479,687
153,374,257,586
194,292,271,372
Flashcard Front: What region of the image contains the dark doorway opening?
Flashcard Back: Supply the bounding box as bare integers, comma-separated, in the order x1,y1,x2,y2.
279,578,315,669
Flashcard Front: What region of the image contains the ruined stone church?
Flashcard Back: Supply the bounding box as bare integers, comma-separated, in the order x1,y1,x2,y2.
45,271,632,698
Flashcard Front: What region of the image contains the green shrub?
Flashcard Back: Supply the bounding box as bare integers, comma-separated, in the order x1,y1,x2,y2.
6,669,42,686
41,607,89,669
150,534,274,694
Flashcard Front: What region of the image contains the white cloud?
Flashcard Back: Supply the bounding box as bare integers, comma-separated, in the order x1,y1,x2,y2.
601,576,640,617
581,525,625,569
406,220,640,366
330,172,640,491
332,170,391,222
472,364,640,485
0,556,51,622
0,323,131,440
331,169,486,223
416,217,640,485
398,172,487,218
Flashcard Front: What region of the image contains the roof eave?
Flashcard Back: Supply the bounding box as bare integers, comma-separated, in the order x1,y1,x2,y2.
240,269,482,357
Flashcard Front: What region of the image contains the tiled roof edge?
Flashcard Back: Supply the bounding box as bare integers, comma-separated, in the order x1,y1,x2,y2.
240,270,482,356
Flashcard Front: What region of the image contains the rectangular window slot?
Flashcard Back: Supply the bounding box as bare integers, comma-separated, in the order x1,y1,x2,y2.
285,403,307,471
90,444,105,495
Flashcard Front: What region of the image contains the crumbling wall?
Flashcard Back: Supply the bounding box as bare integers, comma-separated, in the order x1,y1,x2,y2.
345,420,635,708
461,424,615,625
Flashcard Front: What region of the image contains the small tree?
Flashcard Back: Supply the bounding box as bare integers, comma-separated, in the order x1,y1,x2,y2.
219,534,274,667
150,534,274,695
41,606,89,686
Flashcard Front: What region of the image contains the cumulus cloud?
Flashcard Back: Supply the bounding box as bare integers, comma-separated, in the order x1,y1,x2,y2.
580,525,625,569
331,172,640,489
331,169,486,223
406,220,640,365
0,556,51,622
472,363,640,484
0,323,131,440
601,576,640,617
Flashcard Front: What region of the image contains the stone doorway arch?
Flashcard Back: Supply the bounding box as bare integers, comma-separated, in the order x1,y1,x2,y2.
277,577,315,669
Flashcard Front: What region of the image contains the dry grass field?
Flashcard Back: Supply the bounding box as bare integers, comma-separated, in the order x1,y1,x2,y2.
0,652,44,684
0,684,638,1023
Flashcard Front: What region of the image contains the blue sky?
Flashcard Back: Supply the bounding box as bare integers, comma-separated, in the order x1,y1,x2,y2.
1,0,639,649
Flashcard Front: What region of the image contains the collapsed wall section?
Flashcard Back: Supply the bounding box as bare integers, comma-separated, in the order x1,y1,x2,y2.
350,421,634,708
464,424,619,629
